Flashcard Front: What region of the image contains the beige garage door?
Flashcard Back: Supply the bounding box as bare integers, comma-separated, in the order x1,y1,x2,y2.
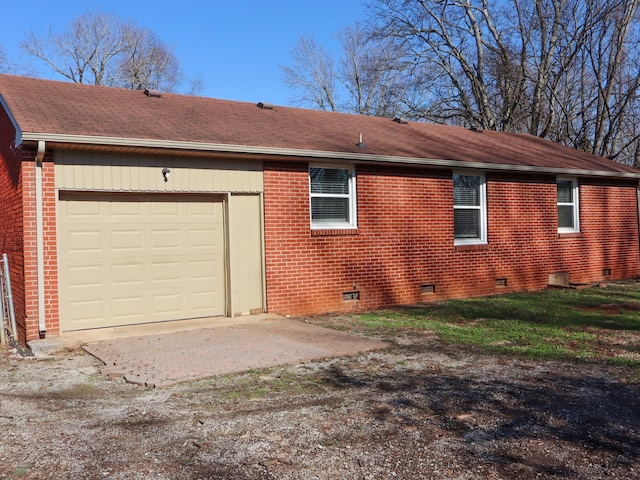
58,193,226,331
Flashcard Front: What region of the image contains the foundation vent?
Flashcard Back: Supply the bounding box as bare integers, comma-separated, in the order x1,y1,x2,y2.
420,284,435,294
495,278,507,287
549,272,570,287
603,268,611,276
343,291,360,301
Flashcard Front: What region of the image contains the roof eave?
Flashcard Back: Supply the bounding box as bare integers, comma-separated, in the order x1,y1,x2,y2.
20,132,640,180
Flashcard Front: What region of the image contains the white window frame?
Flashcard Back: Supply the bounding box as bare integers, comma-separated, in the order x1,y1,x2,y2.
453,171,487,246
309,164,357,229
557,177,580,233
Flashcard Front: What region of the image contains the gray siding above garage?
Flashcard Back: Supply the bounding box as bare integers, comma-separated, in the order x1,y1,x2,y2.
54,152,264,193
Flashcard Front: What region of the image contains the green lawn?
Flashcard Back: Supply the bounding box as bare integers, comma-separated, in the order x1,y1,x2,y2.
354,283,640,365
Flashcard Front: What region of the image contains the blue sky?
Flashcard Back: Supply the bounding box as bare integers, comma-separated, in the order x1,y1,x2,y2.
1,1,368,105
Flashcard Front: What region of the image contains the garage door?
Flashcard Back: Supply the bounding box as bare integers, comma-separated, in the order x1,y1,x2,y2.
58,193,226,331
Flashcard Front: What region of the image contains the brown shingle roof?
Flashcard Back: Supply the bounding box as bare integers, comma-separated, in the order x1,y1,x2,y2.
1,74,638,177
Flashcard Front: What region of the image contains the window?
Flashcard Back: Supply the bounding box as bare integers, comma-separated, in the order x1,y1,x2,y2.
453,172,487,245
557,177,579,232
310,165,356,229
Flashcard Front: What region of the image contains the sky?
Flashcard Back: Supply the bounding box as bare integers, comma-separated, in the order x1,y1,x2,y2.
0,0,369,105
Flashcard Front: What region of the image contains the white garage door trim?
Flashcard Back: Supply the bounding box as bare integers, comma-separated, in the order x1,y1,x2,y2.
58,192,226,331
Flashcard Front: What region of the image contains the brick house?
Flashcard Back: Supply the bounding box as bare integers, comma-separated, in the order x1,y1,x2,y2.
1,74,639,345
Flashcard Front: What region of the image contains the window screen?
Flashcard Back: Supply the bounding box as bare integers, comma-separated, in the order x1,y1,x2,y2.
557,178,579,231
310,166,356,228
453,173,486,244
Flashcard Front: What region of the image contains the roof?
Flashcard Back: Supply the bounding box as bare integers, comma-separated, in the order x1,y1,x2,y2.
1,74,639,178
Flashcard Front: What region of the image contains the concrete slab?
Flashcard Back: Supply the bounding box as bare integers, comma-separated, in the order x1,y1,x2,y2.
83,318,388,387
28,315,264,356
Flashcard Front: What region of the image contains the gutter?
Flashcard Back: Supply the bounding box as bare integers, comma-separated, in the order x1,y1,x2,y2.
35,140,46,337
18,132,640,180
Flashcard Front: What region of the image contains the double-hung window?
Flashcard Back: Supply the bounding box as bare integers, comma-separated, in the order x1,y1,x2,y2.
453,172,487,245
309,165,357,229
557,177,579,232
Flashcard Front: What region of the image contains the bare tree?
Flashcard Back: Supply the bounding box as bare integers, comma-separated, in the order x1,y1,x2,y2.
337,24,415,117
368,0,640,163
577,0,640,161
185,74,205,97
282,37,338,111
370,1,492,128
371,0,540,130
282,26,418,116
22,12,126,85
0,42,38,77
0,44,11,74
117,24,181,91
21,11,187,93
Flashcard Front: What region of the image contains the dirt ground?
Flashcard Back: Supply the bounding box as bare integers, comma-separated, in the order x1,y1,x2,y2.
0,319,639,480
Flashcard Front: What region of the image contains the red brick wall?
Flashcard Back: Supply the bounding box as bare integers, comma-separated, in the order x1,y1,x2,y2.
0,109,60,343
42,155,59,339
21,147,59,341
0,109,26,342
263,162,640,316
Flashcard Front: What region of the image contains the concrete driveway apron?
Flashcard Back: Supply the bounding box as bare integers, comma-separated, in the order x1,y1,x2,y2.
83,317,388,387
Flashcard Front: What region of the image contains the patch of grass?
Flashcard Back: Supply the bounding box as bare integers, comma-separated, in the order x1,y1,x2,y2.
356,284,640,365
10,466,29,478
214,369,330,401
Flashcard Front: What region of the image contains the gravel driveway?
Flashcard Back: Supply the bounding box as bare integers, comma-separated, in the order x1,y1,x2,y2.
0,320,639,479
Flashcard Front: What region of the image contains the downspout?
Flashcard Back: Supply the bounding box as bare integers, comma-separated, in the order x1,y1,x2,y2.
35,140,46,337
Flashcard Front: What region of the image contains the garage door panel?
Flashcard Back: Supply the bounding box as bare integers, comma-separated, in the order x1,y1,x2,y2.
67,298,105,325
189,291,218,311
111,201,143,217
151,292,184,317
151,229,181,250
65,200,101,217
189,259,218,280
111,263,144,288
66,231,103,253
150,261,183,283
59,193,226,331
112,297,144,319
150,201,180,216
188,200,219,215
189,228,220,248
111,230,144,252
68,264,105,289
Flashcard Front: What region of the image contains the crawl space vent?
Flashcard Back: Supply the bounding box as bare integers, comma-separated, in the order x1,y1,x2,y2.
343,291,360,301
495,278,508,287
420,284,435,294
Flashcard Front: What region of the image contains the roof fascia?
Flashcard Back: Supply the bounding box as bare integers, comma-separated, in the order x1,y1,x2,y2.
0,94,22,146
21,131,640,180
